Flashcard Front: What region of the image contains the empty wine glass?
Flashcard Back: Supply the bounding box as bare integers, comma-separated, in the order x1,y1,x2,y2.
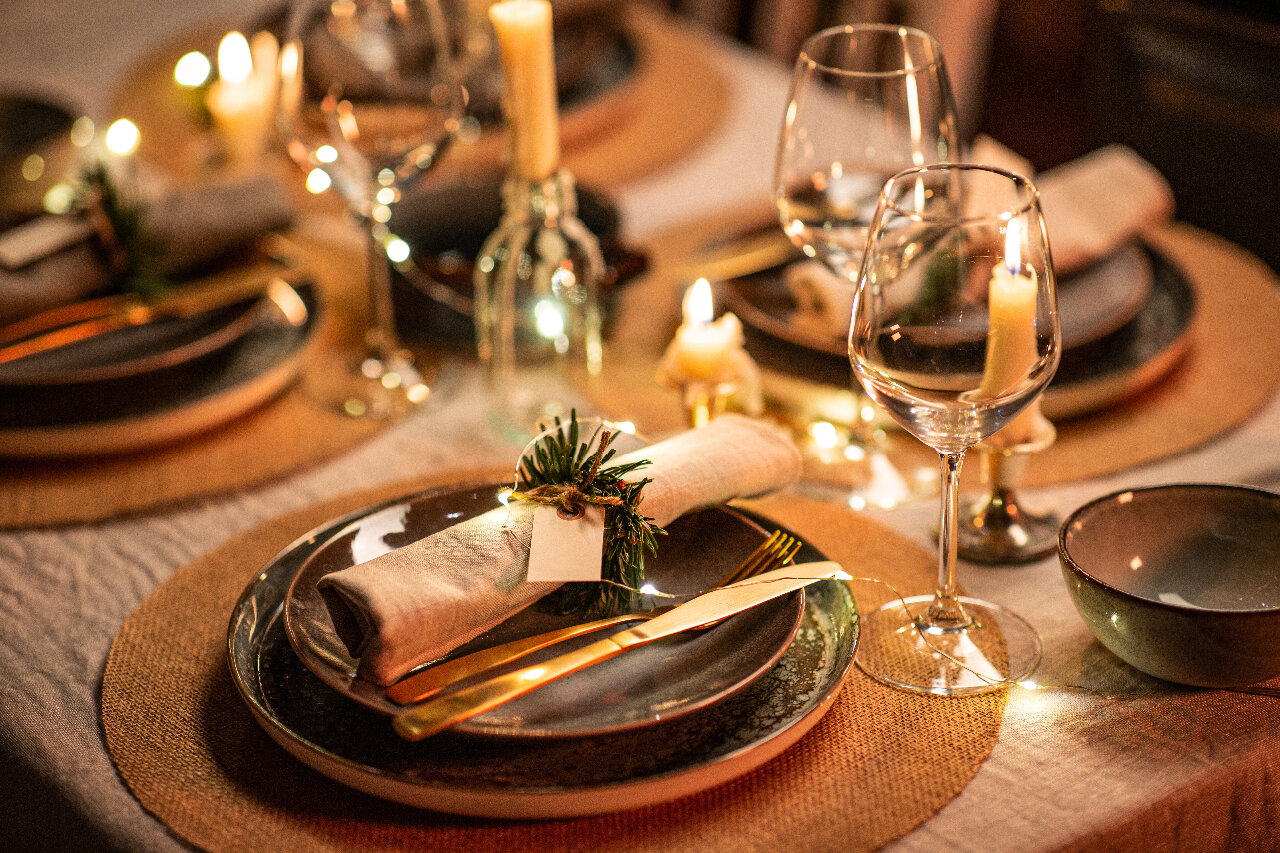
279,0,464,418
774,23,960,509
849,164,1060,694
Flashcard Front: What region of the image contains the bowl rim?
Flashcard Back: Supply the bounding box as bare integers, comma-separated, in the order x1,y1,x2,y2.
1058,482,1280,616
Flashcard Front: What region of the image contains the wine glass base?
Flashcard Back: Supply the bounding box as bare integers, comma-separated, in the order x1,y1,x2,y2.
957,502,1062,564
855,594,1041,695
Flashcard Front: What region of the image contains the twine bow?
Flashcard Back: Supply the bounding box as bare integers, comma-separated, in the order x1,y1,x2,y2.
509,428,624,519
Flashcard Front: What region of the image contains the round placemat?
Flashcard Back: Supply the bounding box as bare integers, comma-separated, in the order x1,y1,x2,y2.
0,228,394,529
102,471,1007,853
598,207,1280,489
112,4,728,193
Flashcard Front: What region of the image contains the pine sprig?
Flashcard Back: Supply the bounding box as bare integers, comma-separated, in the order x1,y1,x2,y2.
516,412,665,617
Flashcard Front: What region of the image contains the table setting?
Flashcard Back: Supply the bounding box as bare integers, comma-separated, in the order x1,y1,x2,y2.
4,1,1280,851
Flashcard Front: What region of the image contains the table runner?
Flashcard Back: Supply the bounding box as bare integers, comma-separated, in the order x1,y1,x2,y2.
102,470,1008,852
599,208,1280,489
0,228,394,529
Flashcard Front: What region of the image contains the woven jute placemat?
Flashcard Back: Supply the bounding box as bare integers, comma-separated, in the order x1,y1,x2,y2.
103,471,1007,853
598,208,1280,489
0,229,389,530
112,4,728,194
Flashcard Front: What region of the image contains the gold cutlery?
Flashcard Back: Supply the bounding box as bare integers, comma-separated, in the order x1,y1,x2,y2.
384,530,802,706
0,266,308,364
393,560,846,741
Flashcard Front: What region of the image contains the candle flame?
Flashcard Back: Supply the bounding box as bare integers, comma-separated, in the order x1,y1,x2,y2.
104,119,140,156
1004,218,1023,275
683,278,714,326
217,31,254,85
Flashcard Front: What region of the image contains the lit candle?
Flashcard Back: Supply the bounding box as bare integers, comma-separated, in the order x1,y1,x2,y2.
206,31,277,170
979,219,1043,444
672,278,745,379
488,0,560,181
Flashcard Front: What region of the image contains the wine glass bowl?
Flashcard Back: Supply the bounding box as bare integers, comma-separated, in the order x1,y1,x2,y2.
776,24,958,280
279,0,464,418
849,163,1060,694
774,23,959,507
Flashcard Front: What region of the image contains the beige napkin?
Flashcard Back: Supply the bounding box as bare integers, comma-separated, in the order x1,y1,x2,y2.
970,136,1174,273
782,140,1175,334
318,415,803,685
1036,144,1174,273
0,174,295,325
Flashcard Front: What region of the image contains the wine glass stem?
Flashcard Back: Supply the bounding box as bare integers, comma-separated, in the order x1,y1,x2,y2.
364,225,400,362
927,450,971,629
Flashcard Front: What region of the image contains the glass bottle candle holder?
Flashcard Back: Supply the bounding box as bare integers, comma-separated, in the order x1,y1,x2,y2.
473,168,604,434
956,413,1060,564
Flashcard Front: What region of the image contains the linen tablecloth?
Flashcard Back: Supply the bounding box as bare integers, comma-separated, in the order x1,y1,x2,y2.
3,2,1280,851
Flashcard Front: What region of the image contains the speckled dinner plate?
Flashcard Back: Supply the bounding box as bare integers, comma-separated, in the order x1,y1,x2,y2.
227,500,858,818
279,483,805,738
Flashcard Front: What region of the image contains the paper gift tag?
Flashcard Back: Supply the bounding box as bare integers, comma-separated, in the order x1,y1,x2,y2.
526,504,606,582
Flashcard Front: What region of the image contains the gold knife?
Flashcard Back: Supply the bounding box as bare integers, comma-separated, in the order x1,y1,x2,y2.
392,561,847,741
0,269,307,364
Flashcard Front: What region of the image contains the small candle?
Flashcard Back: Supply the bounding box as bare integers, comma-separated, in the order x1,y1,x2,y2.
673,278,744,379
206,31,277,169
979,219,1043,444
488,0,560,181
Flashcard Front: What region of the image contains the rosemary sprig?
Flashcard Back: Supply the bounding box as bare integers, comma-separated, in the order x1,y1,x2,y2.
515,411,665,617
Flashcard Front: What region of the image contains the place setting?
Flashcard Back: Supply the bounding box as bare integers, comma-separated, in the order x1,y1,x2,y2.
97,9,1028,848
11,1,1277,850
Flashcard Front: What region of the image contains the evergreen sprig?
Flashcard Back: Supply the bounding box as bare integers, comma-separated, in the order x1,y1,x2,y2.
516,411,665,617
74,161,167,298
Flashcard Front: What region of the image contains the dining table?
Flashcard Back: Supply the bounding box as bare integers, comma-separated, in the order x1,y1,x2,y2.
3,1,1280,851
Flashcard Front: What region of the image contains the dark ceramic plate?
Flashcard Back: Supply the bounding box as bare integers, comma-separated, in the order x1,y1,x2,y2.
228,506,858,818
0,293,267,386
463,14,637,125
281,482,804,738
0,281,317,456
725,244,1194,421
389,175,646,347
720,243,1153,357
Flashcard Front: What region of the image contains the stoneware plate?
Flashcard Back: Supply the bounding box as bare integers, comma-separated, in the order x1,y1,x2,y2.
228,504,858,818
281,482,804,738
728,245,1194,421
0,291,267,386
0,280,316,457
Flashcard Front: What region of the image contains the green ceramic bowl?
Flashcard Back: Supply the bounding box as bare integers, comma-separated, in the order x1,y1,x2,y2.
1059,484,1280,687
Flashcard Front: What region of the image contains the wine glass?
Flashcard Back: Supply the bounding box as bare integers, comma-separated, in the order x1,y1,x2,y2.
774,23,960,509
279,0,464,418
848,164,1060,694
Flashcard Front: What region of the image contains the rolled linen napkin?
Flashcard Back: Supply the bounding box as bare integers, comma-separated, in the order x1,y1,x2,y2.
784,260,853,340
783,141,1175,335
0,173,295,326
1036,144,1174,274
318,414,803,685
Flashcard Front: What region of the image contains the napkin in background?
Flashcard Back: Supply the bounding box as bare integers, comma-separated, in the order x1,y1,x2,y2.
318,414,804,686
783,139,1175,338
971,136,1175,273
0,173,295,326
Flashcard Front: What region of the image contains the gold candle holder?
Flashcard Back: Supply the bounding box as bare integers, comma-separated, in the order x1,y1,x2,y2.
679,378,738,428
956,413,1060,564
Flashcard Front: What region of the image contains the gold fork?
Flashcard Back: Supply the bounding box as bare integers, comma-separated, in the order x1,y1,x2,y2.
384,530,802,706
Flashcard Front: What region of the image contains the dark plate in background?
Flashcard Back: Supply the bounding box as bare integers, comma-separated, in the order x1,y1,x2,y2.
390,174,645,347
723,245,1194,421
0,282,318,454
